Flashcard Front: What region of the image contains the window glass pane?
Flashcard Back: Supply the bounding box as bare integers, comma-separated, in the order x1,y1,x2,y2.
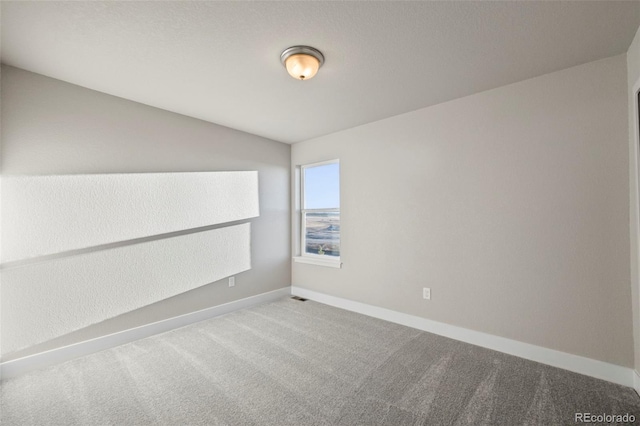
304,163,339,209
305,212,340,256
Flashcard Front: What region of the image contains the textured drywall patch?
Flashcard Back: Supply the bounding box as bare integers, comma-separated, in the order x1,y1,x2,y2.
1,223,251,355
1,172,259,263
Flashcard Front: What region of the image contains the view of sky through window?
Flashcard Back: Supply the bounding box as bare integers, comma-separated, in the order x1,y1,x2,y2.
304,163,340,209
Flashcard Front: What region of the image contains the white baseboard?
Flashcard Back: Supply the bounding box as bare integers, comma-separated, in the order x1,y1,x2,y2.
1,287,290,380
291,286,635,388
634,370,640,396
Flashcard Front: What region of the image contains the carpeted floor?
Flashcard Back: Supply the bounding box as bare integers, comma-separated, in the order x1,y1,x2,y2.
2,297,639,425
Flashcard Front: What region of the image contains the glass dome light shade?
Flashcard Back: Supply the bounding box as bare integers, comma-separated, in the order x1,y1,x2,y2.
285,53,320,80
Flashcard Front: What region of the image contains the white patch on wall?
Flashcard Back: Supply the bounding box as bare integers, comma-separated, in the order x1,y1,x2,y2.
1,172,259,263
1,223,252,355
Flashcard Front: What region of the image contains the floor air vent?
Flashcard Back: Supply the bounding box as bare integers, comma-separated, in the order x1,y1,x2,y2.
291,296,308,302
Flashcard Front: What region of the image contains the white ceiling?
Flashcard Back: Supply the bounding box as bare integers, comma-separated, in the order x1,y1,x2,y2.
2,1,639,144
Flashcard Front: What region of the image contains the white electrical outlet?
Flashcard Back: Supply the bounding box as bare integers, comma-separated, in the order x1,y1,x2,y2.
423,287,431,300
229,277,235,287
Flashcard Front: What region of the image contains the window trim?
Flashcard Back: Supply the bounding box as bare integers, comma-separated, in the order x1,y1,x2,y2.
294,159,342,268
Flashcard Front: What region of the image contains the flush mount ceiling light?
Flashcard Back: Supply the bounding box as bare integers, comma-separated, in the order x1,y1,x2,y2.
280,46,324,81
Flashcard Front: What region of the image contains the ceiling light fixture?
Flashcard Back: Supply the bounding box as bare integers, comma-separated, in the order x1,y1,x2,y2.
280,46,324,81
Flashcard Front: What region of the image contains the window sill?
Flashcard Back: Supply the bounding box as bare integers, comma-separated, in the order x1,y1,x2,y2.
293,256,342,269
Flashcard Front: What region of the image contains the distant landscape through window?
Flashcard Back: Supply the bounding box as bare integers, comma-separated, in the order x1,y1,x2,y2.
302,161,340,258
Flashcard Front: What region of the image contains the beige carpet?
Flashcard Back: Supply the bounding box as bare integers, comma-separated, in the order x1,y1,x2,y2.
2,297,639,425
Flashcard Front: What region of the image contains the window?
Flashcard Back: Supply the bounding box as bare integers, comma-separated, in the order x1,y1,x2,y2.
295,160,341,268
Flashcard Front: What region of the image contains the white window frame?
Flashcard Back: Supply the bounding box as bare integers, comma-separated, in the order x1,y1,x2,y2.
293,159,342,268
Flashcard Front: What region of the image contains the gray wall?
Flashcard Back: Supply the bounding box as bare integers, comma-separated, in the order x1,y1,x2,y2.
627,24,640,374
292,54,633,367
1,65,291,361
